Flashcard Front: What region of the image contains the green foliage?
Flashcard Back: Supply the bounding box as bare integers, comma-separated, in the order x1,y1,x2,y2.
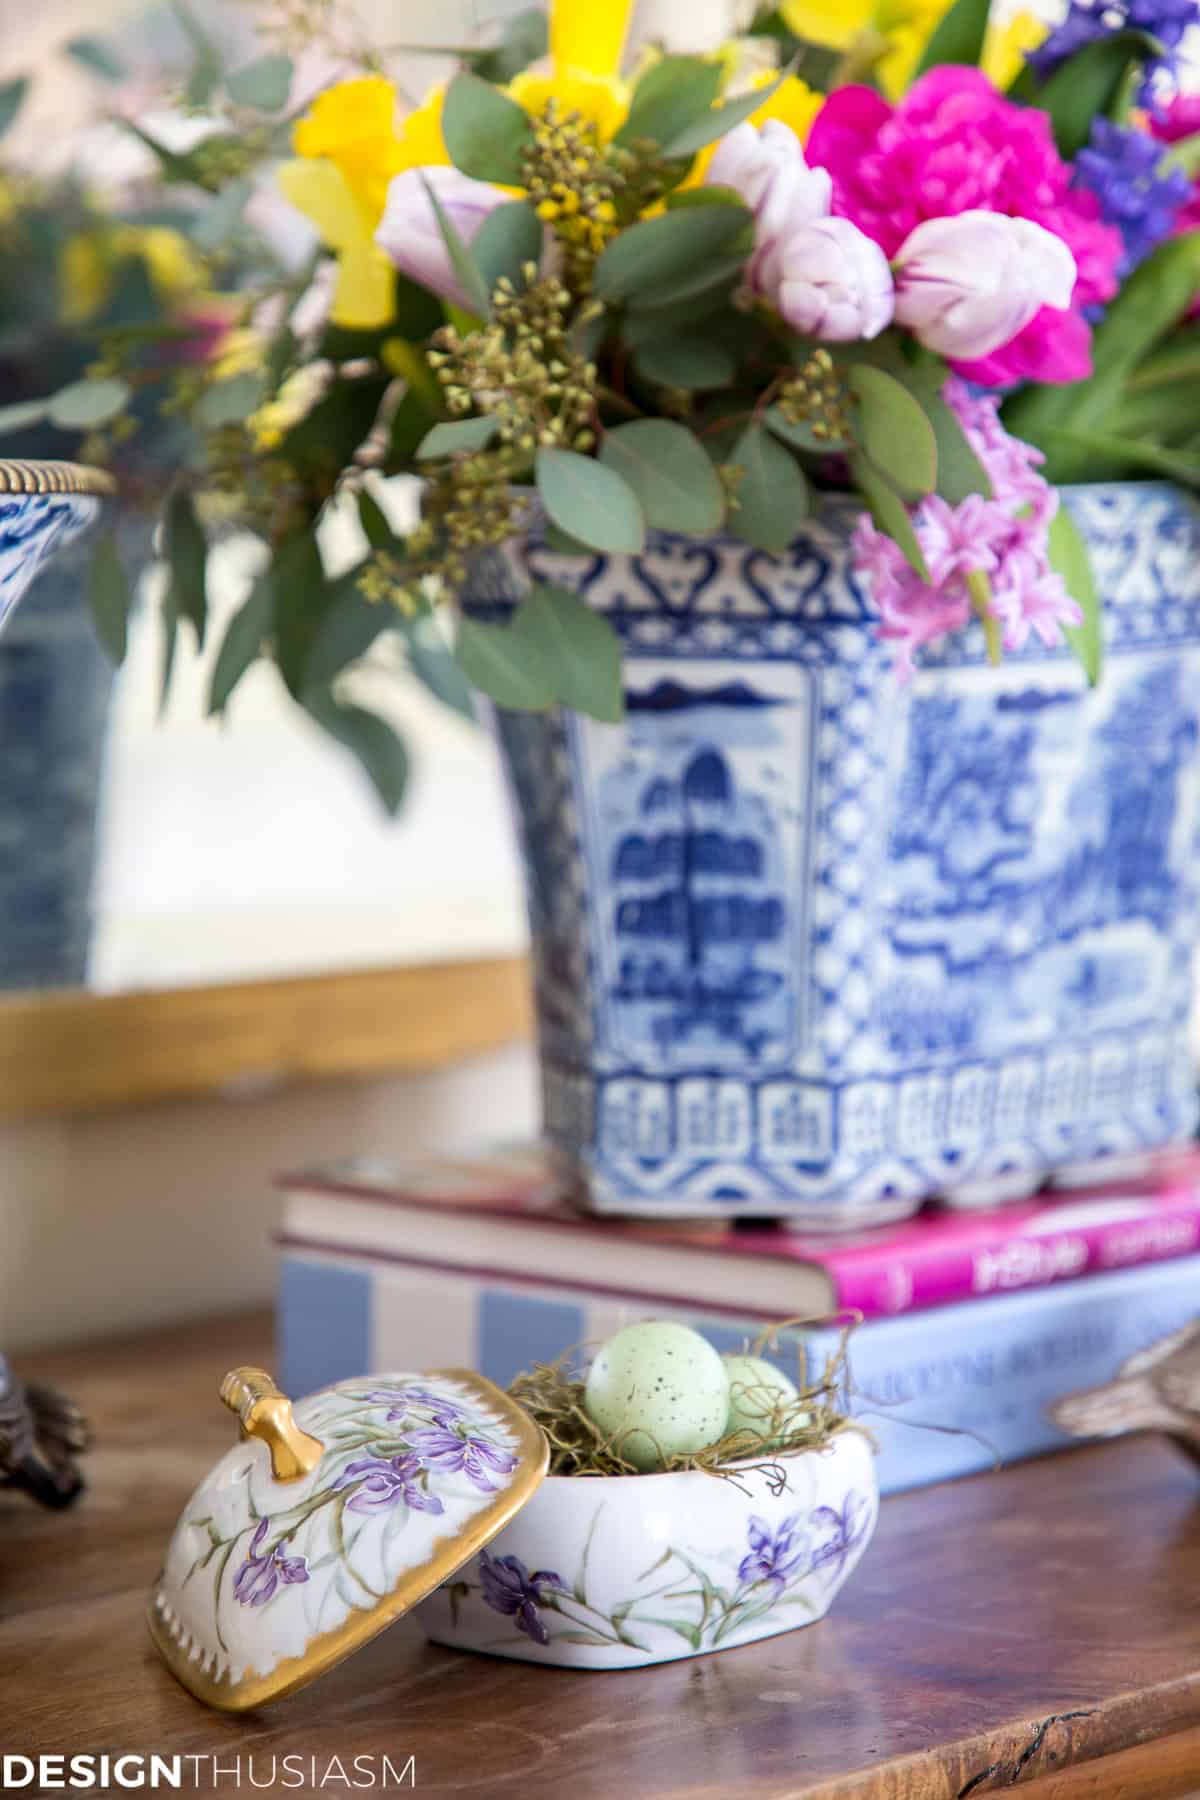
850,453,930,579
226,54,293,111
171,0,223,108
164,490,209,649
915,0,992,75
420,174,491,319
191,177,253,251
0,76,28,138
270,531,328,697
536,447,646,553
592,203,752,304
728,424,809,554
303,690,410,814
87,532,131,664
46,377,131,430
1025,30,1160,157
456,585,624,720
303,580,395,687
662,69,787,157
633,336,736,390
406,616,477,720
0,399,52,437
1048,504,1103,685
614,56,723,151
442,71,535,184
208,570,273,715
764,406,850,455
922,388,993,504
194,371,267,429
64,37,127,81
468,8,547,84
417,416,500,460
847,364,938,501
599,421,726,533
455,610,555,710
469,200,544,297
277,375,390,494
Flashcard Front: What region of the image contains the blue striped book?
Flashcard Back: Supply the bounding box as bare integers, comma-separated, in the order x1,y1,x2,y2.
277,1245,1200,1496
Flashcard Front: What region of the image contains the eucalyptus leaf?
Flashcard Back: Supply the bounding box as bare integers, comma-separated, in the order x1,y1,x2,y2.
848,364,938,500
1029,30,1161,157
357,490,394,550
633,336,736,390
416,416,500,460
764,406,850,455
406,616,477,720
303,690,410,814
519,584,625,721
536,447,646,554
208,570,272,714
88,532,131,663
226,53,293,111
194,370,267,429
455,612,556,709
164,489,209,648
600,420,726,533
442,70,535,185
421,174,490,320
625,253,747,315
662,69,787,156
614,55,723,150
728,423,809,554
191,177,253,251
304,581,395,687
849,452,929,580
172,0,222,107
1048,503,1103,685
0,76,28,139
915,0,992,75
65,37,127,81
469,200,544,297
922,388,992,504
469,9,548,85
0,399,48,436
270,530,329,696
592,204,752,305
47,377,131,430
542,520,597,555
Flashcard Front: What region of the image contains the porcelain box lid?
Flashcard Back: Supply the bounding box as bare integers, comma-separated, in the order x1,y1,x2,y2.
150,1366,548,1710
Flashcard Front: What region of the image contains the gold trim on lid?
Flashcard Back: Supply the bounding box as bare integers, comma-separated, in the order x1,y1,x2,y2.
0,459,116,498
220,1367,324,1481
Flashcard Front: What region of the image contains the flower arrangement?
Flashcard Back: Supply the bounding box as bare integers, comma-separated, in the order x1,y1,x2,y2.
12,0,1200,806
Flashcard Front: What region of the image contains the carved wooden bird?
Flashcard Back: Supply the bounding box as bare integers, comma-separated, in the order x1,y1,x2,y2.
1049,1321,1200,1468
0,1353,90,1508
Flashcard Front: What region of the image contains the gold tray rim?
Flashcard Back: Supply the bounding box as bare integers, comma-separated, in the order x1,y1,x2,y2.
0,458,116,497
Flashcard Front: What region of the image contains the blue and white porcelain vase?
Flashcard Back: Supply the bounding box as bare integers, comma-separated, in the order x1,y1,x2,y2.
470,481,1200,1228
0,461,111,635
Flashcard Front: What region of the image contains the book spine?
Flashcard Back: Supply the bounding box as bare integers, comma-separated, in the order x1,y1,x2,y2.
278,1247,1200,1498
825,1187,1200,1317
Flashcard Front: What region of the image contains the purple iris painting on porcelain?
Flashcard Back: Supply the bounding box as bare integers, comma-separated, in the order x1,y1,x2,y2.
417,1425,878,1669
0,488,101,635
468,482,1200,1225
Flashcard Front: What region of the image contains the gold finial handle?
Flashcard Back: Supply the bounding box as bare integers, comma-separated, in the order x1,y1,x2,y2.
220,1367,323,1482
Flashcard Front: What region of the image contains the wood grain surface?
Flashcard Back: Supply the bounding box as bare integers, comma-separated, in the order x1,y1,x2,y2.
4,1310,1200,1799
0,956,531,1120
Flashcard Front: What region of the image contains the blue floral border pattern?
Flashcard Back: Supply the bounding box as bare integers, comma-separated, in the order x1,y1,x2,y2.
468,483,1200,1218
0,493,100,636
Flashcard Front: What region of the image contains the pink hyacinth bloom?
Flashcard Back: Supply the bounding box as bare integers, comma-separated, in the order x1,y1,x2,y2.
806,67,1123,384
706,120,832,295
853,378,1082,674
893,212,1076,360
776,216,895,341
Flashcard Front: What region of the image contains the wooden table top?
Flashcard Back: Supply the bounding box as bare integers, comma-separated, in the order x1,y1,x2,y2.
5,1309,1200,1799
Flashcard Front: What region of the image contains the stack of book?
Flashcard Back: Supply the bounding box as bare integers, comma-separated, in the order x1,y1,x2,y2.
276,1145,1200,1495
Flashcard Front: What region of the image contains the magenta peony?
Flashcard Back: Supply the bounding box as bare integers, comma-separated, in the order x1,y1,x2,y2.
893,212,1076,359
806,67,1123,384
706,120,832,295
777,216,895,341
852,379,1081,674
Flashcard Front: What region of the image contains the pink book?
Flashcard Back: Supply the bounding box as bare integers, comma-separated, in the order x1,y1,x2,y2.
278,1145,1200,1321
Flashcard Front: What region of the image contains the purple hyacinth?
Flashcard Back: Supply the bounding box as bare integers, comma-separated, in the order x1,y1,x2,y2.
809,1491,873,1581
1075,119,1192,275
232,1518,311,1607
1029,0,1199,104
333,1452,445,1516
407,1423,519,1492
478,1550,566,1644
737,1513,809,1594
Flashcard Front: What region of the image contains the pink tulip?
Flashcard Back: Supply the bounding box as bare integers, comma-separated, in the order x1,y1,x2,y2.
376,166,513,310
776,216,895,342
892,211,1077,361
706,120,832,295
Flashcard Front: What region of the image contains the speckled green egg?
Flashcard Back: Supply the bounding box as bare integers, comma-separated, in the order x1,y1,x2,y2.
723,1354,803,1442
583,1322,730,1471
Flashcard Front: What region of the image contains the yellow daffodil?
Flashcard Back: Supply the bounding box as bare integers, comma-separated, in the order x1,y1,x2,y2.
277,156,395,330
780,0,1048,97
394,82,450,170
981,11,1048,88
292,75,404,217
60,223,205,324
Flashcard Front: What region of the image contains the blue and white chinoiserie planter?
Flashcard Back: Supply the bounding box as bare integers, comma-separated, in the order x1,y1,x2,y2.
0,461,111,635
468,481,1200,1226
